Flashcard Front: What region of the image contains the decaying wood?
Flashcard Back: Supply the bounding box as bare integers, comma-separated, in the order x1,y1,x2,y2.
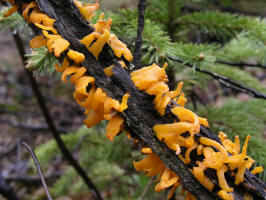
15,0,266,199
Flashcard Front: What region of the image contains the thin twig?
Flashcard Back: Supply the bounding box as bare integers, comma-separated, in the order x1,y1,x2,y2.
0,118,68,133
137,177,155,200
216,60,266,70
73,135,88,152
132,0,146,69
12,31,103,200
4,172,62,184
168,56,266,99
21,142,53,200
16,140,21,175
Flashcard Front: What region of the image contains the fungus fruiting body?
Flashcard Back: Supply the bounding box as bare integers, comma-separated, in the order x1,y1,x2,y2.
17,0,130,143
4,1,264,200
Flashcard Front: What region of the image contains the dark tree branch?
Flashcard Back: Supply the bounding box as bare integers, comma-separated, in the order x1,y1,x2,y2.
21,142,52,200
4,172,62,185
0,118,68,133
137,177,155,200
12,1,266,199
12,31,103,200
168,56,266,99
132,0,146,68
216,60,266,70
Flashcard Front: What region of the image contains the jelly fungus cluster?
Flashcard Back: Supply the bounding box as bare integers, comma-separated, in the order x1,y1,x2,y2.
3,1,263,199
14,0,131,141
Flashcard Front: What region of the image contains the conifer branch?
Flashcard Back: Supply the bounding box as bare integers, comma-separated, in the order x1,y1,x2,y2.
133,0,146,68
168,56,266,99
173,11,266,43
12,31,103,200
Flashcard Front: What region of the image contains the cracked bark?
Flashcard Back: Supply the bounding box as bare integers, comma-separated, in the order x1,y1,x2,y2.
14,0,266,199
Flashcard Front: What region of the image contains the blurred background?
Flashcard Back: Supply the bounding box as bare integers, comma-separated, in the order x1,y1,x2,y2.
0,0,265,199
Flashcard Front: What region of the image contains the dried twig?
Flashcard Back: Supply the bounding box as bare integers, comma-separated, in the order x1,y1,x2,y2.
168,56,266,99
21,142,52,200
137,177,155,200
133,0,146,68
4,172,62,185
0,118,68,133
216,60,266,70
12,31,103,200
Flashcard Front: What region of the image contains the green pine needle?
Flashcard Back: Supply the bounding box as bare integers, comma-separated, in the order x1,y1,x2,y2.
25,47,58,76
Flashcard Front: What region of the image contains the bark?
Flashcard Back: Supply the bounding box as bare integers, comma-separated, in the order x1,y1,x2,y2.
15,0,266,199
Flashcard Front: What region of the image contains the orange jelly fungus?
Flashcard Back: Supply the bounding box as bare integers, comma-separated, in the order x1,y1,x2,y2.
108,34,133,61
134,151,196,200
6,2,263,200
74,0,99,21
4,4,19,17
217,190,234,200
67,50,85,64
106,114,124,141
30,35,48,48
251,166,263,175
131,63,189,115
80,11,132,61
19,0,130,144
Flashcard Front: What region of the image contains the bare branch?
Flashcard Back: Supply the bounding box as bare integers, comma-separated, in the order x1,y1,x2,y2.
21,142,53,200
216,60,266,70
137,177,155,200
132,0,146,68
168,56,266,99
4,172,62,185
0,118,68,133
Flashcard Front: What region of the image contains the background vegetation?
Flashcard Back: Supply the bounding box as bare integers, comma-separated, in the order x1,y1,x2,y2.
0,0,265,199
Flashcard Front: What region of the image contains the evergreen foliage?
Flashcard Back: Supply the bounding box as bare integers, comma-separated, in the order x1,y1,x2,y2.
0,7,25,30
215,33,266,65
25,47,58,75
176,11,266,42
31,125,159,199
108,7,266,96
